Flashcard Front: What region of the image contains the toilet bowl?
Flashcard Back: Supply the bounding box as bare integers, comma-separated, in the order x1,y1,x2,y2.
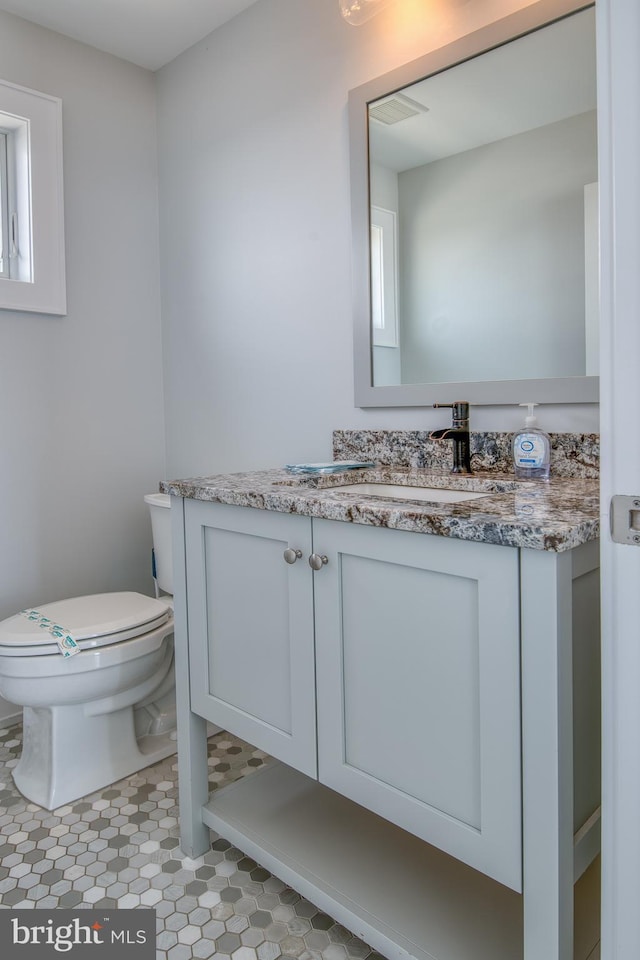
0,494,179,810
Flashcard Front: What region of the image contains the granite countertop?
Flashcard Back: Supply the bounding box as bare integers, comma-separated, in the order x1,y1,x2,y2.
161,464,600,553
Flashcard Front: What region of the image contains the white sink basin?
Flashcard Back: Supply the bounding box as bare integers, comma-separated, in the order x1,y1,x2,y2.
330,482,492,504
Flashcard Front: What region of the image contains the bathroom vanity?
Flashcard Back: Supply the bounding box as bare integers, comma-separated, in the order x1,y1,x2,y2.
165,434,600,960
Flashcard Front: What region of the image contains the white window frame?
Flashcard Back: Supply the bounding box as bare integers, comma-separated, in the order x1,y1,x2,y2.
0,130,9,280
370,205,399,348
0,78,66,315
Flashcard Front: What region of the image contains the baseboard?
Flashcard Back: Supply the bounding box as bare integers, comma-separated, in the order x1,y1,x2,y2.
0,708,22,728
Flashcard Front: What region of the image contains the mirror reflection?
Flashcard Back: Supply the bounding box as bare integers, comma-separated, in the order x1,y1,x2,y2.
368,8,597,389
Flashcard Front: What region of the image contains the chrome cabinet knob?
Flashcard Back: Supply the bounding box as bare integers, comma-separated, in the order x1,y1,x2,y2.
308,553,328,571
283,548,303,564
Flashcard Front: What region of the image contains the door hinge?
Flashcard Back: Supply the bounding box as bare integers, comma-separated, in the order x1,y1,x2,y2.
610,495,640,545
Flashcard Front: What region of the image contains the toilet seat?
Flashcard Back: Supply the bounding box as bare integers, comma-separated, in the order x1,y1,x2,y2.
0,592,171,657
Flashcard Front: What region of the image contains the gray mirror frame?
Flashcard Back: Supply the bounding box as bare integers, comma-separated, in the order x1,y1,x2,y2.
350,0,598,407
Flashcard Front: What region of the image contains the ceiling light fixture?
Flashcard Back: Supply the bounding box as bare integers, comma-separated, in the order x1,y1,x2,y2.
339,0,393,26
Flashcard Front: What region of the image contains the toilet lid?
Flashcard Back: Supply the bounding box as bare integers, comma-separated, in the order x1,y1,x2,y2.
0,592,171,655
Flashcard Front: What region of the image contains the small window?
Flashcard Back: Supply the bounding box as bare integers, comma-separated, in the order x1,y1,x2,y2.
0,130,8,279
370,205,398,348
0,78,66,315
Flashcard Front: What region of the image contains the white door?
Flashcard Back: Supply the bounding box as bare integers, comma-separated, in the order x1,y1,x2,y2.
597,0,640,955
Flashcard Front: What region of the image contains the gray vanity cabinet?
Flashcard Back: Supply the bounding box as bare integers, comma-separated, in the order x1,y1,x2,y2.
184,500,522,891
177,494,600,960
312,518,522,891
184,500,317,778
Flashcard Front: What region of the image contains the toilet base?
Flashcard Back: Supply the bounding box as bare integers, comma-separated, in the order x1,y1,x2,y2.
14,703,177,810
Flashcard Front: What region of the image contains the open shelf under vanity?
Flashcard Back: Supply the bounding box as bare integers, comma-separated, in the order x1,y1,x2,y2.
202,760,600,960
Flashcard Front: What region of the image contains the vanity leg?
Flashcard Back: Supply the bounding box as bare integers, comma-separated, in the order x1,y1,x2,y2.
171,496,210,859
520,550,574,960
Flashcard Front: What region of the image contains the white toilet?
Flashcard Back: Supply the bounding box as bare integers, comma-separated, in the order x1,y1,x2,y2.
0,493,177,810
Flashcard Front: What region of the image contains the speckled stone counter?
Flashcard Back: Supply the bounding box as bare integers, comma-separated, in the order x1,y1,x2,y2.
161,460,599,553
333,429,600,478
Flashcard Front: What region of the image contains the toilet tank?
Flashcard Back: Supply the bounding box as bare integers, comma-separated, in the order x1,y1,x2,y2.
144,493,173,595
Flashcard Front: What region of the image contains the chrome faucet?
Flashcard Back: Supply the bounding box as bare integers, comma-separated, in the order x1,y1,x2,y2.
429,402,472,474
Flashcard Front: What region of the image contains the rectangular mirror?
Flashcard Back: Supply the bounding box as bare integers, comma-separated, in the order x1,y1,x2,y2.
349,0,598,406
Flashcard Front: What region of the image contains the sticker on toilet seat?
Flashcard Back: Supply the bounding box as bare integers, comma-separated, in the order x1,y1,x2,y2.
19,610,81,657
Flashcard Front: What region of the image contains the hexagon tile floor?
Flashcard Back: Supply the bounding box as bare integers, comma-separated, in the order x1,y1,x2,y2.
0,722,382,960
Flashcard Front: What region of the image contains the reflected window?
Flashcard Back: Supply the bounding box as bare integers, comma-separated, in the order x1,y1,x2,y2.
370,205,398,348
0,129,9,279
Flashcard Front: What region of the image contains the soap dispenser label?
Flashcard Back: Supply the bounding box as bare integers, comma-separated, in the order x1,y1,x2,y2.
515,434,546,467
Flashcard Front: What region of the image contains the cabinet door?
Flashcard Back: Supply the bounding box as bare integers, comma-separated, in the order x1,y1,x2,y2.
313,518,522,891
185,501,316,778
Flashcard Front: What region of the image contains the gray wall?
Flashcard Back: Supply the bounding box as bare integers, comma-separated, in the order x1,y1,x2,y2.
157,0,599,483
0,13,165,721
399,112,597,385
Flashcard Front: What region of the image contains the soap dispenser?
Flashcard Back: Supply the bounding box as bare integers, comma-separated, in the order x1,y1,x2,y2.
512,403,550,480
